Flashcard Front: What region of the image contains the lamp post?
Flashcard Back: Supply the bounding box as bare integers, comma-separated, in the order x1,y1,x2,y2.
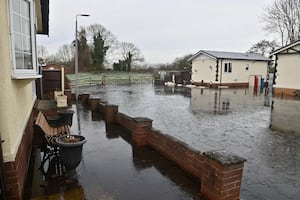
75,13,90,101
75,13,90,135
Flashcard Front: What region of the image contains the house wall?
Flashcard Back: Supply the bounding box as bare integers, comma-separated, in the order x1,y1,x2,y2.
0,1,38,199
191,54,217,85
220,59,267,84
274,50,300,93
0,0,36,163
191,54,268,87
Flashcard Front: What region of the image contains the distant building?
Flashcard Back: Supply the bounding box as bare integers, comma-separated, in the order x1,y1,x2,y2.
37,64,68,99
154,70,191,85
270,40,300,96
188,50,270,88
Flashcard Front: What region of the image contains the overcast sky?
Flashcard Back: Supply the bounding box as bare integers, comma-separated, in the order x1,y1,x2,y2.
37,0,276,64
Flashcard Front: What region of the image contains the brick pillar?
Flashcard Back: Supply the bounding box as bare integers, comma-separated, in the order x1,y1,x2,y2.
105,104,118,124
201,150,246,200
64,89,72,106
90,98,100,111
80,93,90,105
132,117,152,147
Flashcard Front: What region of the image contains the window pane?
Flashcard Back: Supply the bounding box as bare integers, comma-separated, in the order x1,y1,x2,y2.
14,33,22,51
22,18,30,35
24,53,33,69
23,36,32,53
12,0,20,13
15,52,24,69
11,0,35,73
13,14,21,32
21,0,30,17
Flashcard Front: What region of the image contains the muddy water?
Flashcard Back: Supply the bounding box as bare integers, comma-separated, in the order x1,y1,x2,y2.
80,84,300,200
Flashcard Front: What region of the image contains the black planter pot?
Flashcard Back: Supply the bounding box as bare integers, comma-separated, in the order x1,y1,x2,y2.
57,109,74,126
55,135,86,170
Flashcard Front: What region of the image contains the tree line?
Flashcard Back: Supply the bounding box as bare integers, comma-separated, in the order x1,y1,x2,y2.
248,0,300,56
38,0,300,72
38,24,144,73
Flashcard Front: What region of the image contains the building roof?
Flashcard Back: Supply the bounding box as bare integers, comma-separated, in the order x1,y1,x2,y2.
270,40,300,56
188,50,270,62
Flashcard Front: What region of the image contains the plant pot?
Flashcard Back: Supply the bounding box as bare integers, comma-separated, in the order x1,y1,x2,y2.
54,91,64,101
55,135,86,170
57,109,74,126
56,95,68,107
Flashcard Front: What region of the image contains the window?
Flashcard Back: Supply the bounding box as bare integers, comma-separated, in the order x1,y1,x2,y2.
245,64,249,71
224,62,232,73
10,0,38,78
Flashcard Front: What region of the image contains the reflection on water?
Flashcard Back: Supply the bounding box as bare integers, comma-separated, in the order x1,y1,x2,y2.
271,97,300,134
77,110,201,200
78,84,300,200
28,101,202,200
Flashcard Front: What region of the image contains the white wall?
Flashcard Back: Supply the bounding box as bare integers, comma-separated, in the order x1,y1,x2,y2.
191,54,268,84
0,0,37,162
191,54,218,84
275,50,300,90
220,59,267,83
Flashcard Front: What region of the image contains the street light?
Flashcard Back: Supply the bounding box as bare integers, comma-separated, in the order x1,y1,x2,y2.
75,13,90,135
75,13,90,101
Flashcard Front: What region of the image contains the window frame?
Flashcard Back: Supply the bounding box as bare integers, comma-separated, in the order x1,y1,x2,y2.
9,0,39,79
245,64,249,71
224,62,232,73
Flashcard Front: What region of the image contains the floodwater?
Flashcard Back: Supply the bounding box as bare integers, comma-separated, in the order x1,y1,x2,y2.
26,95,202,199
26,84,300,200
79,84,300,200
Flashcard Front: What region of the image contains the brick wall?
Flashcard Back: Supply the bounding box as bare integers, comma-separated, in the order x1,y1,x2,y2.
274,87,300,97
148,128,204,180
116,113,134,131
3,104,36,200
96,98,246,200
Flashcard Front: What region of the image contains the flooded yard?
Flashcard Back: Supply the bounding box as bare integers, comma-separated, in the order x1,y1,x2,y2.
27,84,300,200
80,84,300,200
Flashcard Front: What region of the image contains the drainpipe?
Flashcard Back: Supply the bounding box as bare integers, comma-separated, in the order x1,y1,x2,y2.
215,59,219,83
219,59,223,87
273,54,278,85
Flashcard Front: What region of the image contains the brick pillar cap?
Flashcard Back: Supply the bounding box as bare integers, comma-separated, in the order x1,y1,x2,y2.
133,117,153,122
106,104,118,107
89,97,100,100
203,150,246,165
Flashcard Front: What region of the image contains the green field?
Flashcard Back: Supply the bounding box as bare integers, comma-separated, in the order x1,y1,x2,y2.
66,71,154,86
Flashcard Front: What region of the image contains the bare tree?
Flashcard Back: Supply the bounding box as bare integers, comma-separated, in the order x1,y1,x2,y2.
87,24,116,48
87,24,117,66
55,44,75,65
247,40,279,56
118,42,144,71
37,45,48,65
262,0,300,45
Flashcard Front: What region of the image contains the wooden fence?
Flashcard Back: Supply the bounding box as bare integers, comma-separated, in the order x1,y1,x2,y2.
68,75,154,87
